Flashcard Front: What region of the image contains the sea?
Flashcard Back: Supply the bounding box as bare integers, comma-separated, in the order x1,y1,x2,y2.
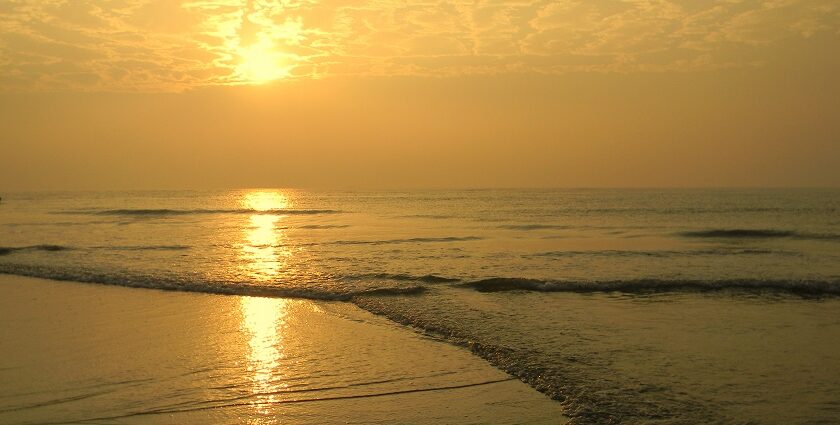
1,188,839,424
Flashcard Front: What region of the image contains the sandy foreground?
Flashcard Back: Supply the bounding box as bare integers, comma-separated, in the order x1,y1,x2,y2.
0,275,568,424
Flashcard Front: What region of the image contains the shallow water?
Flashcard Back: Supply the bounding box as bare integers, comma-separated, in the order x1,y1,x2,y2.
356,288,840,424
1,189,839,423
0,276,566,425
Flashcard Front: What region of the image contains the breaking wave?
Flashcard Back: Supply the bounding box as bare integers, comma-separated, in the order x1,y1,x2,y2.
0,264,424,301
3,255,838,298
461,277,840,296
343,273,461,283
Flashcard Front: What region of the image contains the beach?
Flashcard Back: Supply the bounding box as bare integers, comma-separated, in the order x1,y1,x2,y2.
0,275,568,424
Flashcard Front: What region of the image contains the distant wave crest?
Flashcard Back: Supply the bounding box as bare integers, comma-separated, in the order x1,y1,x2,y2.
397,214,456,220
498,224,570,231
333,236,482,245
679,228,840,241
102,245,191,251
0,245,70,255
56,208,341,217
0,244,190,254
530,248,792,258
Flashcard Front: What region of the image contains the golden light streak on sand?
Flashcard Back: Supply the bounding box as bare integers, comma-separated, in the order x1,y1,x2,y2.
240,296,289,417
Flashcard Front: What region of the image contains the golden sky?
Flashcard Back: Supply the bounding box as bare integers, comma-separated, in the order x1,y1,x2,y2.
1,0,839,189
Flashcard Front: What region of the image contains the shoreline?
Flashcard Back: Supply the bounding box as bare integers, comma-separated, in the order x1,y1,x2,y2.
0,274,568,424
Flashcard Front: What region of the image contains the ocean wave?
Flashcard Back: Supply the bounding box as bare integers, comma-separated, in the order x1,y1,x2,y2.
343,273,461,283
552,206,835,214
529,248,791,258
498,224,570,231
0,244,190,254
396,214,456,220
0,245,71,255
3,220,111,227
357,286,428,296
96,245,191,251
0,264,424,301
678,229,840,241
55,208,341,217
333,236,482,245
460,277,840,295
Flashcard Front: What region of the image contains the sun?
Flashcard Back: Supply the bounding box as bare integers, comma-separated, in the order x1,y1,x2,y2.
236,41,292,84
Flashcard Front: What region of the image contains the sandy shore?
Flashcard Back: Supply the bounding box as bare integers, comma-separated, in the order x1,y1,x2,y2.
0,275,568,424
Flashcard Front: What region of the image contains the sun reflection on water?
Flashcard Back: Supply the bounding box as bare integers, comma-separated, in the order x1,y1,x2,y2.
245,191,290,212
241,191,291,281
238,190,294,417
242,214,284,280
240,296,288,415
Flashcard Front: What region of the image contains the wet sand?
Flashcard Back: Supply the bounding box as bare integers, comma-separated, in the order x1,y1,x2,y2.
0,275,568,424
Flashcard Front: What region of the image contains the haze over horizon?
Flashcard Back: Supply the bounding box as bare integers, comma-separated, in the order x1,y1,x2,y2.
2,0,838,191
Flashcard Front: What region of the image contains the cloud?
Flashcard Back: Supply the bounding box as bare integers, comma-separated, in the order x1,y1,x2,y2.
0,0,837,91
